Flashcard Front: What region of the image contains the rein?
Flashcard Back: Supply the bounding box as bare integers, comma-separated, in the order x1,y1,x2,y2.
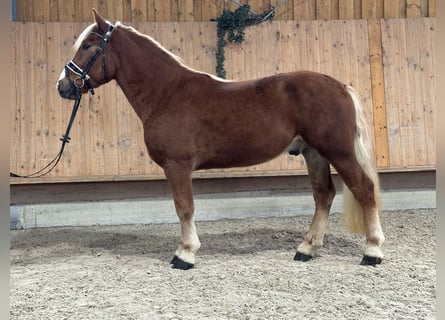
10,92,82,178
10,24,115,179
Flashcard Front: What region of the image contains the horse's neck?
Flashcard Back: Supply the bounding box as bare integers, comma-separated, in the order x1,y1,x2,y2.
113,28,186,122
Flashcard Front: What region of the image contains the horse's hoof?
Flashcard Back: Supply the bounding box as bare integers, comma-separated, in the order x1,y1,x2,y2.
294,251,313,262
170,255,179,264
170,256,194,270
360,255,382,266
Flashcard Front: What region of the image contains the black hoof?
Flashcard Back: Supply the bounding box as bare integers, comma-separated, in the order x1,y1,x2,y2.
294,251,313,262
360,255,382,266
170,256,194,270
170,255,179,264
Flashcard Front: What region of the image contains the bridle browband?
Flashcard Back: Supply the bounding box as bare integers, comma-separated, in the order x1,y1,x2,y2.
10,24,115,178
65,24,115,95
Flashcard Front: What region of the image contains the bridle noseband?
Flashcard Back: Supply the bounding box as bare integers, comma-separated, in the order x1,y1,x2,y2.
65,24,115,95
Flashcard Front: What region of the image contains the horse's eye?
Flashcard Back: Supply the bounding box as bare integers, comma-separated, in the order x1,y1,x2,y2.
81,43,91,51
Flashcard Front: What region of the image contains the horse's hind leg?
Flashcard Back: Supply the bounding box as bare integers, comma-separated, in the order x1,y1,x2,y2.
330,155,384,265
294,144,336,261
163,161,201,270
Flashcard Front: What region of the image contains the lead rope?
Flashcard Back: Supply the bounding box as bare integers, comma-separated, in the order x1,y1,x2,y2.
10,91,83,178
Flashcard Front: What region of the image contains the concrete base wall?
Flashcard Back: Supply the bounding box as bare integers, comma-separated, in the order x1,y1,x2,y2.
10,171,436,229
10,189,435,229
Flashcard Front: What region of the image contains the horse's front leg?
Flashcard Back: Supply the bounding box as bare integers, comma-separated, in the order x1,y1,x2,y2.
163,162,201,270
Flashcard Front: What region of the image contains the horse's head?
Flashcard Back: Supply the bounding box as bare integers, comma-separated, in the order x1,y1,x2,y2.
57,9,117,100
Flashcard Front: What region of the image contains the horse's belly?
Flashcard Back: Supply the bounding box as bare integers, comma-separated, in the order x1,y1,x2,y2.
196,134,296,170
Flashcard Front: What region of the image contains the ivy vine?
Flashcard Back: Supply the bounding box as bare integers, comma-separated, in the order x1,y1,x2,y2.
213,4,274,79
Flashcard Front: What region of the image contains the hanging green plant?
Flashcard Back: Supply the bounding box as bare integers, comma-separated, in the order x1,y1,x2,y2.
213,4,274,79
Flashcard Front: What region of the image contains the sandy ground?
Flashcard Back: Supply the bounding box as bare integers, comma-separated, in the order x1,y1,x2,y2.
10,208,435,320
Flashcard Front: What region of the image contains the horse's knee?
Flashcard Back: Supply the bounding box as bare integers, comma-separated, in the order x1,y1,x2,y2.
174,201,195,221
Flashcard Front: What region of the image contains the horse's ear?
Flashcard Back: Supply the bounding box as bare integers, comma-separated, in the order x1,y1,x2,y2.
92,8,108,33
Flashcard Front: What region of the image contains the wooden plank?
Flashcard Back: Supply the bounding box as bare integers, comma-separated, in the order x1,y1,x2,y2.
96,0,108,20
193,0,203,21
330,20,349,83
178,0,194,21
44,22,63,176
205,22,218,75
23,23,37,174
428,0,436,16
270,0,292,20
293,0,316,20
303,19,320,72
362,0,383,18
132,0,148,21
381,19,410,167
249,0,269,13
293,20,308,70
225,28,245,80
383,0,405,18
10,24,22,174
240,19,256,80
14,0,25,21
277,21,295,73
317,20,334,74
80,0,96,22
404,18,430,166
32,0,51,21
407,0,422,17
368,19,389,167
201,0,218,21
180,22,197,68
418,18,436,165
355,19,376,153
73,0,84,22
106,0,122,21
155,0,171,22
339,0,361,19
316,0,339,19
100,84,119,176
170,0,180,21
119,0,133,22
420,0,429,16
57,0,75,21
115,84,145,176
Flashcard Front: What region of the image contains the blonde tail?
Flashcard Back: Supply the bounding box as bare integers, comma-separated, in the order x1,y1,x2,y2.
342,86,381,234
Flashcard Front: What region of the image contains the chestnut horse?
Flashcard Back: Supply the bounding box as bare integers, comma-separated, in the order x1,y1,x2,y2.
57,10,384,270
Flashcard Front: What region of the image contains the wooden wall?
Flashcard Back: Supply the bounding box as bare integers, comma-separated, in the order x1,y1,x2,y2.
14,0,436,22
10,18,435,183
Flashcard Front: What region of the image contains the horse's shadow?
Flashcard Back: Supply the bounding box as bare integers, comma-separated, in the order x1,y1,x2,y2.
11,225,363,265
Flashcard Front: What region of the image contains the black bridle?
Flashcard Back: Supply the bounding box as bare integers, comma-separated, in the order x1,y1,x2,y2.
65,24,115,95
10,24,115,178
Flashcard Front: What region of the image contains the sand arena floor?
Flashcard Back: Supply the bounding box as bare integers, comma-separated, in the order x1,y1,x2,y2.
10,209,435,320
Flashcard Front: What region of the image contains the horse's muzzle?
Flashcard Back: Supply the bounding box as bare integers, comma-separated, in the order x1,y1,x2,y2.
57,74,79,100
